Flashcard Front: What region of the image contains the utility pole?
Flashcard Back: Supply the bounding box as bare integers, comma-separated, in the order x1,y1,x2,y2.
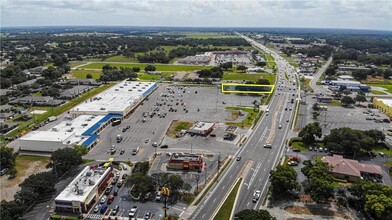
161,187,170,218
204,162,207,184
195,174,200,192
217,152,221,178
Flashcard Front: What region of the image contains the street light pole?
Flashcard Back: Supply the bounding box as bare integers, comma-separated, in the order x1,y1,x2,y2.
195,174,200,192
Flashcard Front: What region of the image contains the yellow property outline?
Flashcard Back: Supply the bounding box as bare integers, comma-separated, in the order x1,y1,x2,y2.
221,83,274,94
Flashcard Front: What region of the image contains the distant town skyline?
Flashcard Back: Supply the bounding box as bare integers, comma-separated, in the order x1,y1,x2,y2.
1,0,391,31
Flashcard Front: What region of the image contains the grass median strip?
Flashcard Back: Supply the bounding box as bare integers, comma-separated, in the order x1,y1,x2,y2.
213,178,242,220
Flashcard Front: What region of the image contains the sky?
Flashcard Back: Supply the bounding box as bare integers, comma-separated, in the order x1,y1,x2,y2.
1,0,391,31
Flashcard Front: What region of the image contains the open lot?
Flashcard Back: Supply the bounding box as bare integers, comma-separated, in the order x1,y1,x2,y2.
85,84,259,162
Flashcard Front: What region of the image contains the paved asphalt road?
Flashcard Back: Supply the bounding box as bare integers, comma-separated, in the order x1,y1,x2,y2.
188,34,299,220
309,56,333,94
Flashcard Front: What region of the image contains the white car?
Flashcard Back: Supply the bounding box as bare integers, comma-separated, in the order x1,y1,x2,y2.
252,190,261,202
100,195,107,204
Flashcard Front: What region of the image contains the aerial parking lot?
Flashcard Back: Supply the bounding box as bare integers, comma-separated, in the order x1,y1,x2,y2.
308,103,391,139
85,83,261,162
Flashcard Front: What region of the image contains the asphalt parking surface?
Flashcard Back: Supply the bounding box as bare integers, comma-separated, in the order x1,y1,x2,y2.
85,84,259,162
297,95,390,138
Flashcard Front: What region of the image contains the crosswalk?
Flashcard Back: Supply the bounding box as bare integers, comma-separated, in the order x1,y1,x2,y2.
85,214,103,220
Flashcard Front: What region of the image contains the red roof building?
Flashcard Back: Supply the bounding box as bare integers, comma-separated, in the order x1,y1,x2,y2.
322,155,383,182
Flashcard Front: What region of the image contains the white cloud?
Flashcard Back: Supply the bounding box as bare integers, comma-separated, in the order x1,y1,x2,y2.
1,0,391,30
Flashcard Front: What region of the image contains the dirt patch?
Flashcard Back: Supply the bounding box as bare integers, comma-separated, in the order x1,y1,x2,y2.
284,205,351,219
225,110,240,121
0,156,50,201
166,120,194,138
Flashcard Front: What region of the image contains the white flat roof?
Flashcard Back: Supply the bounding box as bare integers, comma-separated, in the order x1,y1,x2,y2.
20,114,104,144
71,81,155,115
190,121,215,131
55,166,111,203
375,98,392,107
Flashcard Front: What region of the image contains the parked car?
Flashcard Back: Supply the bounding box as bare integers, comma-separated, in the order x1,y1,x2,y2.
107,195,114,204
160,144,168,149
113,188,119,196
0,168,9,176
117,180,123,187
105,186,113,195
111,205,120,216
155,192,162,202
100,205,108,214
379,152,385,157
129,206,138,218
93,205,101,213
236,156,241,161
100,195,107,204
144,211,151,219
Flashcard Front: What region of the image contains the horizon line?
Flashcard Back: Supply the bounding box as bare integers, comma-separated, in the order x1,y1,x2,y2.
1,25,391,32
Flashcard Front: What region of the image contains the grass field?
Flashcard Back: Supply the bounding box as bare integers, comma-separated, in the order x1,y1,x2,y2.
1,156,50,189
5,83,114,139
32,92,41,96
301,78,312,92
370,90,387,95
225,106,260,128
368,84,392,93
213,178,242,220
222,72,265,82
280,53,299,67
70,69,102,79
82,63,210,72
263,52,276,68
372,146,392,157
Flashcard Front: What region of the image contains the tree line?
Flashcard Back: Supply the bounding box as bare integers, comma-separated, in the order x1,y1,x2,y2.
0,147,83,220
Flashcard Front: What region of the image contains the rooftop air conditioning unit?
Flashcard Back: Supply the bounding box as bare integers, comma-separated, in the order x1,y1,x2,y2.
66,122,72,126
89,179,95,185
115,89,119,91
100,107,106,110
77,189,84,195
86,171,92,176
51,128,58,132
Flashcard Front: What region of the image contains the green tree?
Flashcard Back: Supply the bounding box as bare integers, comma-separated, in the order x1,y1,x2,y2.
355,94,367,104
127,172,154,195
145,65,156,72
301,160,334,202
0,147,16,169
48,147,82,177
86,73,93,79
219,62,233,70
341,96,355,107
237,65,248,73
256,61,267,67
349,180,392,219
257,78,270,85
234,209,277,220
73,145,88,156
132,67,141,72
364,129,385,142
270,165,301,196
0,200,26,220
312,103,320,111
298,122,322,145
